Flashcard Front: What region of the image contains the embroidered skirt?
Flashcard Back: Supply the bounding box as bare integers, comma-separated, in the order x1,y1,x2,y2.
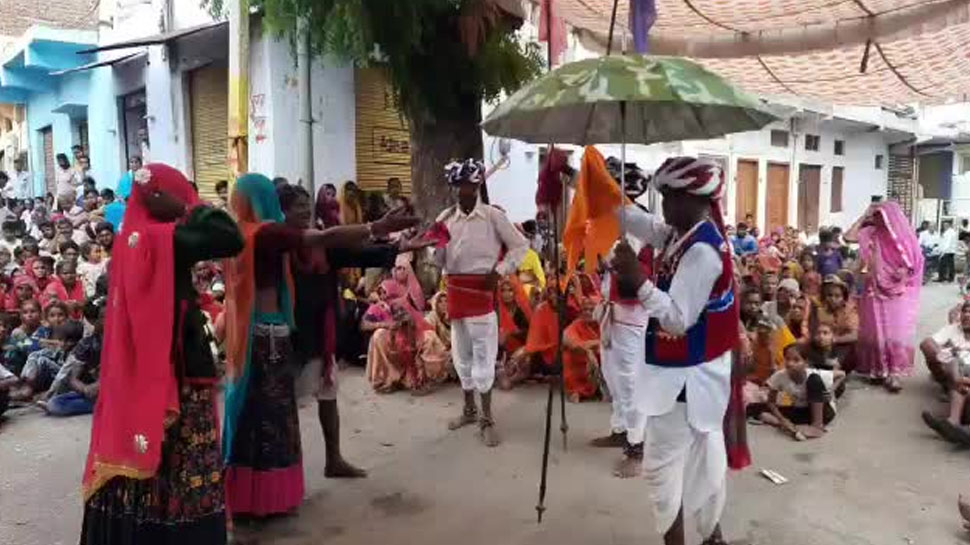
225,322,304,516
80,385,226,545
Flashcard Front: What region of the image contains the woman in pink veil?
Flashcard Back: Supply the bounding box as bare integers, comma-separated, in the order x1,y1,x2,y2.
846,201,924,393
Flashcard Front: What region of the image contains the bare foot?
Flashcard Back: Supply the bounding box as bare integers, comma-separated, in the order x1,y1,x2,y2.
885,376,902,393
479,420,500,447
589,432,626,448
613,455,642,478
325,458,367,479
759,413,781,426
568,393,581,403
797,425,826,439
410,384,437,397
448,408,478,431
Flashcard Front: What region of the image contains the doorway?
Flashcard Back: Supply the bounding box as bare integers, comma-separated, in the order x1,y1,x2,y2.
41,126,54,197
121,90,147,167
765,163,790,233
735,159,758,226
798,164,822,234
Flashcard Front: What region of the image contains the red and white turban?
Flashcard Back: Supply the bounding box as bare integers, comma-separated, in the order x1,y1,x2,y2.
652,156,724,199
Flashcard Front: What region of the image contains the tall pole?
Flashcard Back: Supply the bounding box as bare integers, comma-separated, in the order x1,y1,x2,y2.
228,0,250,179
536,0,568,525
297,18,315,196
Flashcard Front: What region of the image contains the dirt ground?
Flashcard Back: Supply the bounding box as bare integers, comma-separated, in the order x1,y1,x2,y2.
1,283,968,545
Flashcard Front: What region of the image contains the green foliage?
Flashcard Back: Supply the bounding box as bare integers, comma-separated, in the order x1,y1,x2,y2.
253,0,543,121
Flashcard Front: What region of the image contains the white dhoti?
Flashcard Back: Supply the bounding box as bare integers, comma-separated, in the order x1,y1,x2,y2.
644,403,727,539
641,353,732,541
601,317,648,444
451,312,498,393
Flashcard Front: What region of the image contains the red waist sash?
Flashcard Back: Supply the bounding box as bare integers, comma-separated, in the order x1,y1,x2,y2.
447,274,495,320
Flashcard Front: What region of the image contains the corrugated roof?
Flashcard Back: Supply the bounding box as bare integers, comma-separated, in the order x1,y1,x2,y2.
547,0,970,105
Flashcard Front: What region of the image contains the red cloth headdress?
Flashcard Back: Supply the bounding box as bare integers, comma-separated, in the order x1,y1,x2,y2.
82,163,200,500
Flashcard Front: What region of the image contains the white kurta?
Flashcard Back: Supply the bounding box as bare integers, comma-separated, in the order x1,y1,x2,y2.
625,205,732,539
435,200,528,393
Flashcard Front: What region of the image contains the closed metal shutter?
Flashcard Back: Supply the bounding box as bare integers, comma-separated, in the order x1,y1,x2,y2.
889,154,915,220
355,68,412,194
189,64,229,201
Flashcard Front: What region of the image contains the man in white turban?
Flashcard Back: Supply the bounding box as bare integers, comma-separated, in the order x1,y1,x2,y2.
611,156,743,545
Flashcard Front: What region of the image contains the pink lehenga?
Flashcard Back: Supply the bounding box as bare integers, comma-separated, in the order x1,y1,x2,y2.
856,202,924,382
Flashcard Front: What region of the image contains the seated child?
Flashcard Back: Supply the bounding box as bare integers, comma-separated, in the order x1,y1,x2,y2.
44,260,85,318
799,250,821,299
0,246,16,277
750,343,845,440
4,298,48,376
18,320,82,403
0,315,16,416
803,323,843,370
41,318,96,417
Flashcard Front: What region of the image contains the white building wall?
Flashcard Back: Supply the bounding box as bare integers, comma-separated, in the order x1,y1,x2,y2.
247,23,356,190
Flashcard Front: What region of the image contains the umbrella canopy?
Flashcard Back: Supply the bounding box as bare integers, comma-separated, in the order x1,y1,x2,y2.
482,55,778,145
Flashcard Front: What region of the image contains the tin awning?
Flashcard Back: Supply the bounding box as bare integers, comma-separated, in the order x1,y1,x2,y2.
76,20,228,54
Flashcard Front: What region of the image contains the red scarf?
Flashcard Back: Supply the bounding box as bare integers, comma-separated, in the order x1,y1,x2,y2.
82,164,200,500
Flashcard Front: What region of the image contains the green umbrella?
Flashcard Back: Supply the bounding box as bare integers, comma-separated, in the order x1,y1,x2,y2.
482,54,778,145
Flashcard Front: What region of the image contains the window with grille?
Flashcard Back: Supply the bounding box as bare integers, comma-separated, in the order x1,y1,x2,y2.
805,134,820,151
834,140,845,156
875,154,884,169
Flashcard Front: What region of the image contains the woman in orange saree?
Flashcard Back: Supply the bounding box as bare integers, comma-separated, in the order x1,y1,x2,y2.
562,296,604,402
496,276,532,389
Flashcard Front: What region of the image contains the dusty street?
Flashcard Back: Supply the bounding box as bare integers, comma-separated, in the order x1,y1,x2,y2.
1,283,967,545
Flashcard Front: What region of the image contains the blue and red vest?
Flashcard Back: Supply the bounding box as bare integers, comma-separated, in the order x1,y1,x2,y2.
644,221,739,367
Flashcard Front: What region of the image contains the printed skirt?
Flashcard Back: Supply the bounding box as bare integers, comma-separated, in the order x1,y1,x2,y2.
225,323,305,517
80,385,226,545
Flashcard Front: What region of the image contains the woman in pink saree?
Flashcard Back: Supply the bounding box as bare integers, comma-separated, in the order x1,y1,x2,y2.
847,201,924,393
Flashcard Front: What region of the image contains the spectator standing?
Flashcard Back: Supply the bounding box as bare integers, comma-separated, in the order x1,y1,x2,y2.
7,157,30,200
939,219,959,283
54,154,81,209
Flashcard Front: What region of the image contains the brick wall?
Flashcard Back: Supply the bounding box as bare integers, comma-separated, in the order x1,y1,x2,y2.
0,0,98,37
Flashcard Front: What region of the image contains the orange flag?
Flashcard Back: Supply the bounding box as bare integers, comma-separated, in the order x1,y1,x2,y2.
563,146,625,275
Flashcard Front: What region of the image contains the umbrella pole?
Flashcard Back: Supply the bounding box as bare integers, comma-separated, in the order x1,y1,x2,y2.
620,100,627,232
536,363,554,523
536,195,568,523
556,208,568,452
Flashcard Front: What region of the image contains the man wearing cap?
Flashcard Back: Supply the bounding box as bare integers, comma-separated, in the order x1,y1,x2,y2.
435,159,528,447
611,156,741,545
591,157,653,479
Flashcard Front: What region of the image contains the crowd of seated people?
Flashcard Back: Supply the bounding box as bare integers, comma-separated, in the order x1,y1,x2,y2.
732,221,863,441
0,155,123,421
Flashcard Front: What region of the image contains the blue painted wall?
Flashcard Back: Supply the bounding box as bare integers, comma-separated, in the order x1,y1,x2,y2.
88,65,121,191
25,71,93,197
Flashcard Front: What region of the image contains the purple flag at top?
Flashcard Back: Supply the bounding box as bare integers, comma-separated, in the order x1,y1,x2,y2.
629,0,657,54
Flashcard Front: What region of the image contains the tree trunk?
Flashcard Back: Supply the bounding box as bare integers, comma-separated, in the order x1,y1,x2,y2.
408,97,483,221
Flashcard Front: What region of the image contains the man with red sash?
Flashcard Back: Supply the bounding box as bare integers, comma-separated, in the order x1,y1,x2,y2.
592,158,654,479
436,159,528,447
612,157,740,545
